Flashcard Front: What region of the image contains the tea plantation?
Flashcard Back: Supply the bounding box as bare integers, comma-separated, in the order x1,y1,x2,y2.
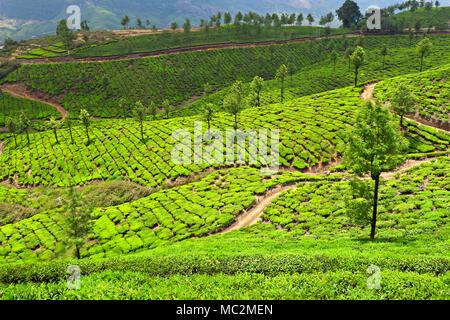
0,86,448,187
3,35,449,118
374,65,449,124
0,25,449,300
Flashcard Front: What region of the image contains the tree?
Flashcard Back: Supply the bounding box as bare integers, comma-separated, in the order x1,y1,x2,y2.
171,22,178,31
344,100,407,240
224,12,232,26
336,0,362,28
380,45,387,69
435,1,440,7
416,37,432,72
80,109,91,144
408,28,414,46
389,83,417,128
46,116,61,143
235,11,243,26
223,81,244,129
133,101,147,141
203,103,215,130
350,46,365,87
163,100,171,119
18,111,31,145
149,101,158,121
344,47,353,70
62,187,93,259
276,64,288,102
425,1,432,10
296,13,304,26
119,98,128,120
80,20,90,31
216,12,222,28
5,117,18,148
121,15,130,29
250,76,264,107
65,112,74,144
56,20,76,54
183,18,191,35
137,18,144,29
307,14,314,25
330,50,338,71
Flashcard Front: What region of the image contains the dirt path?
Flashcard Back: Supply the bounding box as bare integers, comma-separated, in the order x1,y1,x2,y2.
0,140,4,157
381,157,436,180
360,81,449,132
221,184,297,233
0,82,67,120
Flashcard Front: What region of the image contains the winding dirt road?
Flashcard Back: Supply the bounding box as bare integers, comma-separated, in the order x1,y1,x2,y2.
361,81,449,132
222,184,297,233
0,82,67,120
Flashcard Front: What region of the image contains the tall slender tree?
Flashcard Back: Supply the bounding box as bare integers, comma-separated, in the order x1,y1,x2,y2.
18,111,31,145
276,64,288,102
80,109,91,144
65,112,74,144
62,187,93,259
203,103,215,130
389,83,417,128
350,46,365,87
344,100,407,240
46,116,61,143
163,100,171,119
5,117,18,147
133,101,147,141
250,76,264,107
416,37,432,72
149,101,158,121
380,45,388,69
223,81,244,129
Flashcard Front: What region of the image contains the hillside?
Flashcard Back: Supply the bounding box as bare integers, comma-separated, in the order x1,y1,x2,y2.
0,3,449,301
0,0,404,41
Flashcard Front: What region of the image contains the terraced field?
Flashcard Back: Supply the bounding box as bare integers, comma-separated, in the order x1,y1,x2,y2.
262,157,449,237
374,65,449,127
1,86,448,187
0,20,449,300
3,35,449,118
0,91,61,127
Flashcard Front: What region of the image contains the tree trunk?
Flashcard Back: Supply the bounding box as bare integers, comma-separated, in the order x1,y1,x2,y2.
26,130,30,144
420,54,424,72
281,79,284,102
400,114,404,128
54,130,58,143
354,68,358,87
234,113,237,130
13,134,17,148
141,121,144,141
370,175,380,240
76,246,80,259
69,126,73,144
257,92,260,107
383,56,385,69
86,127,90,144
